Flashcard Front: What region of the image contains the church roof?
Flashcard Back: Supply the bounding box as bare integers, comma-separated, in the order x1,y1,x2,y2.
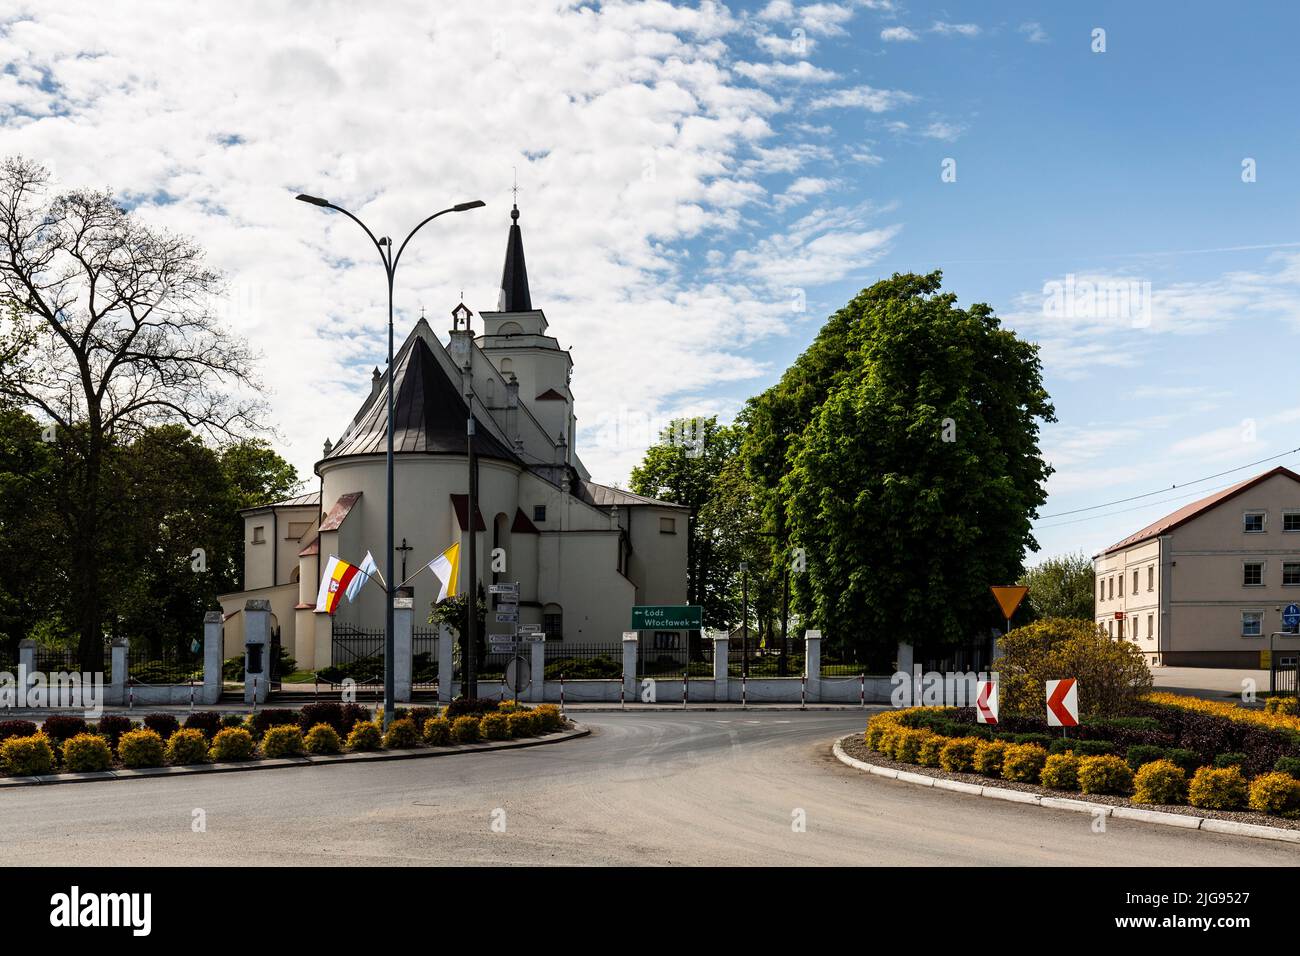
325,334,520,464
577,479,686,510
498,204,532,312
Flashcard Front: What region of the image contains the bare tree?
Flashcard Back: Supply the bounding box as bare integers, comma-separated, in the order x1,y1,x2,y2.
0,156,265,668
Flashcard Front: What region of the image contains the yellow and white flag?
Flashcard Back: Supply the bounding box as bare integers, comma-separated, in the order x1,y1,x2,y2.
427,542,460,602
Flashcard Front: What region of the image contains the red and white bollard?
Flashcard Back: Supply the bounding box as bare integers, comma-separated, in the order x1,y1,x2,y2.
128,685,134,710
682,671,688,709
800,674,807,711
189,683,195,713
620,679,625,710
860,673,866,709
252,676,258,713
559,675,565,717
741,674,747,710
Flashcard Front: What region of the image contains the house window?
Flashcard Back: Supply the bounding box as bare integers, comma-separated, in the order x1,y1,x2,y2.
1132,570,1139,593
1131,616,1137,639
543,608,563,641
1118,618,1124,639
1147,566,1154,591
1286,512,1300,532
533,505,546,522
1244,511,1266,533
1285,563,1300,586
1108,577,1114,601
1243,562,1264,587
1242,611,1263,637
1108,620,1114,638
1119,574,1124,597
659,517,676,534
1098,579,1105,603
252,526,265,544
1147,613,1154,639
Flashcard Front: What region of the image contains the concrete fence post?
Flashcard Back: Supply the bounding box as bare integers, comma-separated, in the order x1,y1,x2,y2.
896,640,915,704
712,630,730,702
202,611,223,705
244,599,271,706
393,588,413,703
527,633,545,703
804,629,822,703
110,638,129,707
437,624,454,703
622,631,639,703
17,639,36,698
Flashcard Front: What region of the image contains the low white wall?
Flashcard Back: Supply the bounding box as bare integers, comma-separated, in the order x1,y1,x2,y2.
125,684,206,706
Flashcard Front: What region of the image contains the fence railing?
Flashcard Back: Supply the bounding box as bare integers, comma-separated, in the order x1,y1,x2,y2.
327,625,386,684
1272,661,1298,696
127,644,203,685
543,643,623,680
728,637,799,678
33,645,113,678
413,628,439,688
638,637,713,678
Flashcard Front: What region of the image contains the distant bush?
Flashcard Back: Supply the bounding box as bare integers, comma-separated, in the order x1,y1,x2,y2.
41,715,88,744
261,725,305,758
1049,738,1113,757
1213,753,1246,769
1078,755,1133,795
1040,753,1080,790
62,733,112,772
118,729,166,768
0,720,38,743
304,724,341,755
446,697,500,720
1265,697,1300,717
406,707,439,733
1274,756,1300,780
345,721,382,752
506,711,537,738
1249,772,1300,816
1125,744,1166,770
480,712,510,741
220,713,245,729
0,734,54,775
209,727,255,762
535,704,565,733
96,715,134,747
1132,759,1187,805
1188,766,1248,810
182,712,223,739
423,717,452,746
247,709,299,739
142,713,179,739
451,716,481,744
1164,748,1202,775
165,728,209,765
382,718,420,750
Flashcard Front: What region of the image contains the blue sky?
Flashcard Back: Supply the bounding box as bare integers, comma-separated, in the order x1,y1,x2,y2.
3,0,1298,567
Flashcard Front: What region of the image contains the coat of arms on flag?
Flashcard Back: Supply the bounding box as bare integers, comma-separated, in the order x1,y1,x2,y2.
315,555,362,615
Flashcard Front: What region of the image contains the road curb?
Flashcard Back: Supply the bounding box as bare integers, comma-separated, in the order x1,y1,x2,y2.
831,734,1300,846
2,724,589,789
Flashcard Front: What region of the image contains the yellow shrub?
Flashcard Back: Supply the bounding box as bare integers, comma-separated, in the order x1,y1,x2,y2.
304,723,341,754
506,710,537,738
939,737,980,773
422,717,452,746
973,740,1008,777
1188,766,1248,810
345,721,382,752
209,727,255,761
1265,697,1300,717
916,732,946,767
62,733,112,772
891,727,929,764
1132,759,1187,804
1146,692,1300,737
0,734,54,775
118,729,166,768
261,725,305,758
382,718,420,749
164,728,209,765
1248,771,1300,816
1040,753,1080,790
1002,743,1048,783
1078,755,1133,795
534,705,565,732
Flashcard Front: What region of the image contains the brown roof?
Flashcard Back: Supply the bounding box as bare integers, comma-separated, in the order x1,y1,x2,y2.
1102,466,1300,555
536,388,567,401
450,493,487,532
297,536,320,557
319,492,362,532
511,507,540,534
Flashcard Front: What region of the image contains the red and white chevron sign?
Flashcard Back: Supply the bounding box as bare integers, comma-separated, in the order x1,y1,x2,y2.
1046,678,1079,727
975,681,998,724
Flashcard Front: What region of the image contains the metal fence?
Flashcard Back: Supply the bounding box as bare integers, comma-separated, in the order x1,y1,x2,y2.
34,645,113,678
329,625,385,685
728,637,800,678
1272,660,1298,696
413,628,439,688
638,636,713,678
544,643,623,680
127,644,203,685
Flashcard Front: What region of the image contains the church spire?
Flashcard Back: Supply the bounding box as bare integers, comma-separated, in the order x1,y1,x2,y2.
497,202,532,312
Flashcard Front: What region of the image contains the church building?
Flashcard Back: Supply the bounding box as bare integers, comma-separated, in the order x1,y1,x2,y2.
218,204,689,667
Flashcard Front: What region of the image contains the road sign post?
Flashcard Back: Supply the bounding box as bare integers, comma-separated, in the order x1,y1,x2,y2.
975,680,998,725
1046,678,1079,734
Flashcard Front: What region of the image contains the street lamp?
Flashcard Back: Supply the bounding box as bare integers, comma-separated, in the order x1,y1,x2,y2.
296,192,484,729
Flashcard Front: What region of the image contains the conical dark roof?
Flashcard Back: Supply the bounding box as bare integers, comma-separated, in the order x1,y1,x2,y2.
325,335,519,463
498,204,532,312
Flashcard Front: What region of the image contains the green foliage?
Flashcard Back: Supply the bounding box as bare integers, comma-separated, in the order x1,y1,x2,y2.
1188,766,1248,810
973,740,1008,777
1213,753,1246,769
450,716,481,744
1132,759,1188,805
117,729,166,768
345,721,382,752
261,725,305,758
534,704,564,733
995,617,1152,720
506,710,537,738
480,712,510,741
1049,738,1114,757
0,733,54,775
1126,744,1166,770
765,272,1054,655
1164,748,1203,775
61,733,111,772
209,727,255,761
1039,753,1080,790
304,723,341,755
382,718,420,749
1077,755,1134,795
1018,552,1096,623
938,737,979,772
422,717,452,746
1273,756,1300,780
165,728,209,765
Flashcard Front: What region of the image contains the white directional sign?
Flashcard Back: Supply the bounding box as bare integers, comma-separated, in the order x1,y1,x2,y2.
489,583,518,595
495,613,519,624
975,681,998,724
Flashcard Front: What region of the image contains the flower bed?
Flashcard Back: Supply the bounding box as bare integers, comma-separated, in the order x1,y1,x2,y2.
0,701,572,779
853,698,1300,823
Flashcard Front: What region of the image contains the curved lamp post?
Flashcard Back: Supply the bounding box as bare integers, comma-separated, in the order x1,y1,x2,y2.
296,193,484,728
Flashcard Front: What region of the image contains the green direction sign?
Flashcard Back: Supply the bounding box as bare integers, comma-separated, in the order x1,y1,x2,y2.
631,605,702,630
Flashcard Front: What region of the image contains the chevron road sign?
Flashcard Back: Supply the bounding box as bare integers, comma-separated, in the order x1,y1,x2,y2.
1046,678,1079,727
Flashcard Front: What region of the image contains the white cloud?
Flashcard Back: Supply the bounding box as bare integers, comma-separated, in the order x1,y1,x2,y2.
880,26,919,42
809,84,915,111
930,21,981,37
773,175,835,209
729,204,900,288
921,120,965,141
733,59,837,84
1019,21,1049,43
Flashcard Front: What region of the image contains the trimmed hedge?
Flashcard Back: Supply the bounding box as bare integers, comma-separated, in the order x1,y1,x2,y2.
118,729,166,768
451,716,481,744
1132,759,1187,805
261,725,305,758
1002,743,1048,783
1040,753,1080,790
1188,766,1248,810
209,727,255,761
973,740,1007,777
0,734,54,775
1078,755,1133,795
62,733,111,772
1249,772,1300,816
345,721,382,752
304,723,341,755
939,737,979,773
382,718,420,749
165,728,209,765
423,717,452,746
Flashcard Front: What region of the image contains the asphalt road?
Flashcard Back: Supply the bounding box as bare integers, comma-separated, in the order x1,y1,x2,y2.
3,712,1296,865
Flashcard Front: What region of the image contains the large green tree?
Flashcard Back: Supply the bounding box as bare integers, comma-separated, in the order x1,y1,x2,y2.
1018,552,1096,623
629,416,742,630
0,404,62,655
771,271,1054,660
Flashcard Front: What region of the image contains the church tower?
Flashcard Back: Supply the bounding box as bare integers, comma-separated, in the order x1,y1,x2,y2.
478,203,576,466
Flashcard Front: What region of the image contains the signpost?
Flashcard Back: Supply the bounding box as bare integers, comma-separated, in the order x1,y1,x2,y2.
631,605,702,630
1046,678,1079,728
990,586,1028,631
975,681,998,725
1284,604,1300,631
